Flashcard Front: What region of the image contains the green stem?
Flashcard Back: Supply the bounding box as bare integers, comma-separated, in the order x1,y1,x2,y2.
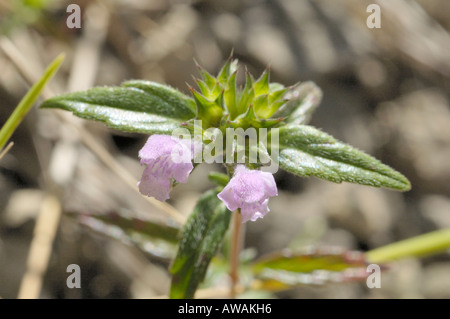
0,53,64,150
366,229,450,264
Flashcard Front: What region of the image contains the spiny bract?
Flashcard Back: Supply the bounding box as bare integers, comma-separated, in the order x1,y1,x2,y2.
188,57,294,130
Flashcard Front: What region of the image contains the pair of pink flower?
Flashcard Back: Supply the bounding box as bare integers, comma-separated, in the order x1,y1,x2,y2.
138,135,278,223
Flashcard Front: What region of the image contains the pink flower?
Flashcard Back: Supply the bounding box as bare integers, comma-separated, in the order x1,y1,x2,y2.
138,134,194,201
218,165,278,222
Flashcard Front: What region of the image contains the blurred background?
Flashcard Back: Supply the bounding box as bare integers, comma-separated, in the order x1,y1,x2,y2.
1,0,449,299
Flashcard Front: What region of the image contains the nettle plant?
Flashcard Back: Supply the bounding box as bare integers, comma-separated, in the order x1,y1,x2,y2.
41,56,411,298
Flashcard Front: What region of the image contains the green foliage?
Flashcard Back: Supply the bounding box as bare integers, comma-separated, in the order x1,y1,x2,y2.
39,56,419,299
1,0,54,34
272,81,322,125
0,53,64,150
367,229,450,263
72,211,180,260
41,81,197,135
170,190,231,299
252,247,369,289
83,210,180,243
39,57,410,194
272,125,411,191
191,58,289,130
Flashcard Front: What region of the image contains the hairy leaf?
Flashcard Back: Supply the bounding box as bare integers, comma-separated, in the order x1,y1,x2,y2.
72,211,180,260
40,81,196,134
271,81,322,125
170,190,231,299
253,247,369,289
271,125,411,191
83,210,180,242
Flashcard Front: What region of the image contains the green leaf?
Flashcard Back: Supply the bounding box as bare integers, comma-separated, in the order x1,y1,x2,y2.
208,171,229,187
252,247,369,289
271,82,322,125
195,60,217,90
123,80,197,115
253,248,366,273
253,68,269,95
271,125,411,191
80,210,180,243
224,71,238,118
237,71,255,115
40,80,196,135
0,53,64,150
170,190,231,299
73,211,180,260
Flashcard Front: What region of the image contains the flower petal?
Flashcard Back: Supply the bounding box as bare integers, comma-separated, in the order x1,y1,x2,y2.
139,134,178,164
218,185,240,211
138,166,171,201
240,199,270,222
217,165,278,222
138,134,196,201
171,161,194,183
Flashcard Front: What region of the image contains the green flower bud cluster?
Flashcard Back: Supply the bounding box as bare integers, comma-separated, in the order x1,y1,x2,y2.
189,57,291,131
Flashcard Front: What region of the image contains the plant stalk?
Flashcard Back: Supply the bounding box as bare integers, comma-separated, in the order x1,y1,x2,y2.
230,209,243,298
367,228,450,264
0,53,64,150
